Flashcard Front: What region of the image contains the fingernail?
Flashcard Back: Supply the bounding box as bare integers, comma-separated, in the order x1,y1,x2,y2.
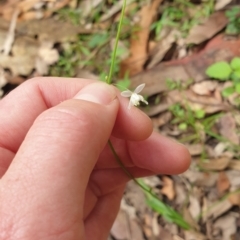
74,82,116,105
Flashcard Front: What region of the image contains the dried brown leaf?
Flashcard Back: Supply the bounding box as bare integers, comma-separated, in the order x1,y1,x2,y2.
143,214,152,238
183,169,218,187
161,176,175,200
229,160,240,171
214,214,237,240
131,65,189,96
152,214,160,237
152,111,172,128
111,210,131,240
228,192,240,206
203,198,233,220
173,236,184,240
186,11,228,44
120,198,136,220
129,220,145,240
0,0,71,21
120,0,163,77
143,176,161,188
217,171,230,194
131,35,240,95
198,157,231,171
124,181,146,215
36,40,59,75
189,195,201,220
147,29,180,69
158,225,174,240
0,28,8,47
0,36,38,76
191,80,218,96
183,207,200,230
213,142,229,157
175,182,187,206
218,113,239,144
165,88,226,115
215,0,232,10
226,170,240,190
15,18,94,43
184,230,207,240
185,144,204,156
8,76,25,84
183,89,225,114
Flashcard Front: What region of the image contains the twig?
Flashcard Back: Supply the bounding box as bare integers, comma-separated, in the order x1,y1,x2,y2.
1,10,19,56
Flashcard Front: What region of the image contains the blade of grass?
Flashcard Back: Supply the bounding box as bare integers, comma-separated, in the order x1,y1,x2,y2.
137,179,190,229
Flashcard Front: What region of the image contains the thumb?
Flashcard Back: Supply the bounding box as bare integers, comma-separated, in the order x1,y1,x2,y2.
0,82,118,238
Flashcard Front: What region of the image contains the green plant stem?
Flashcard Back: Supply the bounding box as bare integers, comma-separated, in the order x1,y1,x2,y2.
106,0,127,84
105,0,156,198
105,0,190,230
108,140,149,192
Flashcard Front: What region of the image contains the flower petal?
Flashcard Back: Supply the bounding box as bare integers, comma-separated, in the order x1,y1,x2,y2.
121,90,132,97
134,83,145,94
128,100,134,109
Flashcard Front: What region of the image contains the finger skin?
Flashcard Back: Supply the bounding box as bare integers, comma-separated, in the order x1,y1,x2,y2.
0,77,152,154
85,185,125,240
97,133,191,173
0,83,120,240
0,78,191,240
0,77,152,178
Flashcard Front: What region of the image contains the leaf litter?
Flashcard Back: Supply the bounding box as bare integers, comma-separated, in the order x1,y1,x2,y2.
1,0,240,239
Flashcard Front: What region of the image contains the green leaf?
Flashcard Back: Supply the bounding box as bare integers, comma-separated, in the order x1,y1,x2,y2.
99,72,108,82
137,179,190,230
166,78,177,90
178,122,188,130
235,83,240,94
230,57,240,70
81,46,91,56
232,69,240,80
116,78,130,91
88,33,108,49
226,23,240,35
206,61,232,80
222,86,235,97
194,109,205,119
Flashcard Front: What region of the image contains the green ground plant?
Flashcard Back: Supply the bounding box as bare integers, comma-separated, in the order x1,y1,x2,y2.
225,6,240,35
52,3,134,80
165,79,227,147
169,103,205,132
166,78,193,91
58,7,82,25
206,57,240,98
50,40,92,77
151,0,214,39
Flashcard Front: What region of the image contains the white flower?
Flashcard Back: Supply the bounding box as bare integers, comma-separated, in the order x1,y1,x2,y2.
121,83,148,109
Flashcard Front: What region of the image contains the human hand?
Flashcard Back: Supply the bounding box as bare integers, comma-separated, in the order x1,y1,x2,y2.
0,78,190,240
